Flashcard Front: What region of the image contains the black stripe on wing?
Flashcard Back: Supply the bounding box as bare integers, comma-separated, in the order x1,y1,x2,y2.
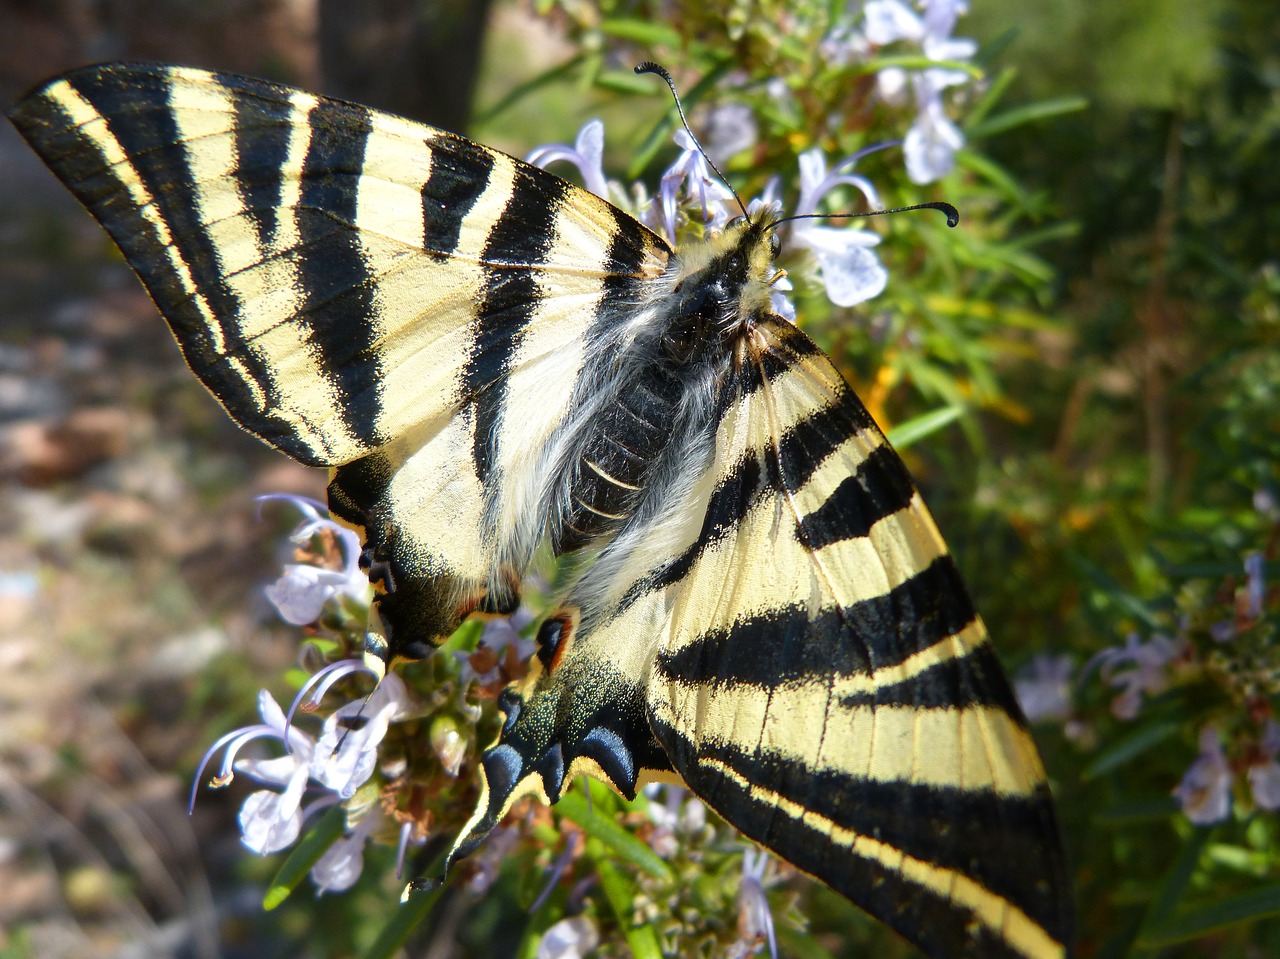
653,575,1012,714
465,164,569,483
795,445,916,546
735,320,827,401
419,131,494,261
621,334,898,611
653,714,1069,959
65,66,241,328
294,97,384,449
228,80,294,272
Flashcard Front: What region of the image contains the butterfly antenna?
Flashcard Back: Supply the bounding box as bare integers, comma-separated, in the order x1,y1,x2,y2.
776,201,960,229
635,61,748,218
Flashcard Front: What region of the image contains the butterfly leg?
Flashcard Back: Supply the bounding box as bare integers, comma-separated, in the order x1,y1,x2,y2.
443,606,674,868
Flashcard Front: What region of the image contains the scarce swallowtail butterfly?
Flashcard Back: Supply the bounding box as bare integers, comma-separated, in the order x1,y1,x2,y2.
10,62,1072,959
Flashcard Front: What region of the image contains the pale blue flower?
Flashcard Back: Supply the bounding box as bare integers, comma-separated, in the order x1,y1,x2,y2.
1248,721,1280,812
864,0,976,92
1174,726,1232,825
769,275,797,323
237,782,311,855
864,0,927,49
657,128,738,242
1245,551,1265,621
311,809,381,894
287,658,382,728
1254,487,1279,520
789,147,888,306
1210,551,1267,642
644,783,708,858
310,672,414,799
904,87,966,184
704,102,758,165
192,663,410,868
1093,632,1187,720
189,689,317,854
395,819,420,880
526,119,610,201
459,605,537,686
730,848,777,959
745,179,797,320
259,494,368,626
863,0,976,183
1014,655,1075,724
820,19,872,69
537,916,600,959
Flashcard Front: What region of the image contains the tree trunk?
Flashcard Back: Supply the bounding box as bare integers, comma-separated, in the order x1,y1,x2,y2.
318,0,493,133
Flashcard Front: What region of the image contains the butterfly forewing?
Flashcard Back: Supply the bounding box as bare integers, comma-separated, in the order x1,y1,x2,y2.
10,62,669,661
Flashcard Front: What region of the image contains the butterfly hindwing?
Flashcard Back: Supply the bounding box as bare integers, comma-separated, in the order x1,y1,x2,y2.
457,316,1071,958
10,62,669,661
643,320,1072,959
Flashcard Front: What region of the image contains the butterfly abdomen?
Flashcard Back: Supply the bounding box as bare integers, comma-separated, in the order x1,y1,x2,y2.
555,352,719,553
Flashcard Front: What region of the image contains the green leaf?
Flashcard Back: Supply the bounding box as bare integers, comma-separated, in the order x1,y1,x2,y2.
439,616,485,654
963,65,1018,130
473,55,586,128
594,68,665,96
363,881,445,959
1204,842,1271,875
825,54,983,83
1094,796,1181,824
966,96,1090,140
598,17,683,48
1066,552,1164,630
1141,883,1280,946
555,790,673,880
1082,719,1182,781
1005,219,1082,250
953,150,1035,210
886,405,965,449
592,845,665,959
262,803,346,909
1132,827,1214,946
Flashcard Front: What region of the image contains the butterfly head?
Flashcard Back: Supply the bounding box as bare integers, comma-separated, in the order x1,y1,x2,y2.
668,212,786,349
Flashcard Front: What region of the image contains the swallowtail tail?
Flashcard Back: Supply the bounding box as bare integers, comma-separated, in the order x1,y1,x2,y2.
10,63,1072,959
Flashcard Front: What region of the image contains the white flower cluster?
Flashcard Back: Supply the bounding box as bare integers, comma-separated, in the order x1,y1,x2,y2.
860,0,976,184
192,665,415,892
258,494,370,626
190,496,421,893
1093,632,1189,721
1175,722,1280,825
1091,551,1275,826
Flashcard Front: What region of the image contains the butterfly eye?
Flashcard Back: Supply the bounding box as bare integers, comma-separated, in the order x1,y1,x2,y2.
727,215,747,230
768,233,781,258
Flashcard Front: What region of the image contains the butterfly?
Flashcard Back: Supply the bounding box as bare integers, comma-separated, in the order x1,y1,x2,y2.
10,62,1072,959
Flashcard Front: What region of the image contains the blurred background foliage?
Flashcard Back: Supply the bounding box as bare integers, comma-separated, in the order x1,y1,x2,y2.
0,1,1277,958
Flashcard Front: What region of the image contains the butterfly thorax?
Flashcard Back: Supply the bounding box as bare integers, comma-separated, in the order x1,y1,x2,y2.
549,216,781,557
